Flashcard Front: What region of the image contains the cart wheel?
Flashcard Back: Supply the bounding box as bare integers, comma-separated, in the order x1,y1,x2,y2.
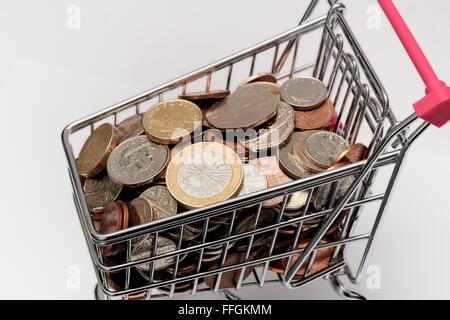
329,276,366,300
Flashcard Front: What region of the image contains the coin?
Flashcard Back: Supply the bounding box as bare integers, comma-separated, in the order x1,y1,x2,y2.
278,132,312,179
241,101,295,151
76,123,119,178
332,143,368,165
280,77,328,110
294,99,335,130
84,174,122,213
313,162,355,211
293,130,325,173
304,132,349,169
178,89,230,101
237,164,268,198
204,253,254,289
238,73,278,88
129,198,153,245
143,99,202,145
117,114,144,144
99,201,129,256
131,237,176,272
282,239,334,278
140,185,178,221
249,156,292,208
206,83,279,130
107,135,169,187
165,143,244,209
286,190,309,211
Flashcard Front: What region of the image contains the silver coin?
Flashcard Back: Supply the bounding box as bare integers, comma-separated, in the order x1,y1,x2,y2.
304,132,348,169
278,132,313,179
313,175,356,211
131,237,176,272
242,101,295,152
280,77,328,110
107,136,169,187
286,190,309,211
83,174,122,212
140,185,178,221
238,164,268,197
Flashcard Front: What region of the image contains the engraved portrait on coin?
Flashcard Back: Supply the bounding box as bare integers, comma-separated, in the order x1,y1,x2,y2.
107,136,169,187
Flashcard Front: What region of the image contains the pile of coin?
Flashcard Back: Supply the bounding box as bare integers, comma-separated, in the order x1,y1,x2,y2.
76,74,368,292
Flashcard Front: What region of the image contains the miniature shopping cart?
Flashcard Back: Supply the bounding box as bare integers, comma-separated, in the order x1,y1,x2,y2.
62,0,450,300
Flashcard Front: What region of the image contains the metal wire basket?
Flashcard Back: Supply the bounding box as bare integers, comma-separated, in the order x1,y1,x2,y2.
62,0,430,300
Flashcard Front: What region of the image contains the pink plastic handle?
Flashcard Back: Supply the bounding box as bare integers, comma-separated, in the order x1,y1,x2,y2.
378,0,450,128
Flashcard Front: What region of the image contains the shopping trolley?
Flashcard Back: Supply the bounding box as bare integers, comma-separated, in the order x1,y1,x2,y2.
62,0,450,300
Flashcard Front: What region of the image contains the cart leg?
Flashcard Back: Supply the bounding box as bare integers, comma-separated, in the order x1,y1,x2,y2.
329,276,366,300
95,284,107,300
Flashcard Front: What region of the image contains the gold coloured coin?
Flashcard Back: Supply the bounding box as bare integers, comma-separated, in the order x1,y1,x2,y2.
143,99,202,145
76,123,119,178
165,142,244,209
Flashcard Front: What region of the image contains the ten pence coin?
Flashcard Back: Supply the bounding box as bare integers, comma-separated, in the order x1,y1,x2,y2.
304,132,348,169
280,77,328,110
139,185,178,220
107,135,169,187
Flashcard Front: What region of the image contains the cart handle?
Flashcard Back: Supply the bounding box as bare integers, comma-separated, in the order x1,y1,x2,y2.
378,0,450,127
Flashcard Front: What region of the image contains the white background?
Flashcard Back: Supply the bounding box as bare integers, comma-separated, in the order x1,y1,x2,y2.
0,0,449,299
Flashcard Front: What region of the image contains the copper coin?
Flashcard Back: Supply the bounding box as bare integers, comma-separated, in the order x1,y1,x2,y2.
99,201,129,256
293,130,325,174
249,156,292,208
280,77,328,110
238,73,278,88
332,143,368,165
117,114,144,144
178,89,230,101
84,174,122,213
90,211,104,221
129,198,153,245
204,253,254,289
76,123,119,178
269,259,286,274
241,101,295,152
295,99,335,130
282,239,334,278
206,83,279,130
143,99,202,145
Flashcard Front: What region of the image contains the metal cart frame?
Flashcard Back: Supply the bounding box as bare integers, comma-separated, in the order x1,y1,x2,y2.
62,0,432,300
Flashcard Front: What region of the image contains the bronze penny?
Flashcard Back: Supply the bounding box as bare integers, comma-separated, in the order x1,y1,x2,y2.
282,239,334,278
84,174,122,213
76,123,119,178
178,89,230,101
90,211,104,221
278,132,312,179
294,99,335,130
206,83,279,130
332,143,368,165
238,73,278,88
249,156,292,208
129,198,153,245
241,101,295,152
269,259,286,274
117,114,144,144
143,99,202,145
99,201,129,256
204,253,254,289
293,130,325,174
